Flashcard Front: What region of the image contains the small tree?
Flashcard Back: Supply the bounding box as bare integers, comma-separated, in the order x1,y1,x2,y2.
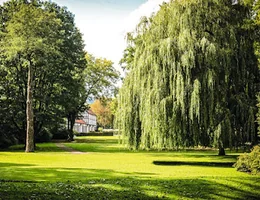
90,99,114,128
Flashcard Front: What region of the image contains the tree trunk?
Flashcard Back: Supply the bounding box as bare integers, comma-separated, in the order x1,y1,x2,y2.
67,113,75,141
67,115,70,131
25,62,34,153
68,130,74,141
218,147,225,156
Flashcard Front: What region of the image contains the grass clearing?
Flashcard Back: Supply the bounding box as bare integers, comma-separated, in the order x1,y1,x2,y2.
0,136,259,199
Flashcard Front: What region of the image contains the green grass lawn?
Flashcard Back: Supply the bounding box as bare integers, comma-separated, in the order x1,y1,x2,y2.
0,136,259,199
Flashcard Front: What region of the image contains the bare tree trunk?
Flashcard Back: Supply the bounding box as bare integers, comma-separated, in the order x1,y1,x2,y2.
25,62,34,152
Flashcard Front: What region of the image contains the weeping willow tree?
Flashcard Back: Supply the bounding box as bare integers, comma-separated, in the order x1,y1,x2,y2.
116,0,259,154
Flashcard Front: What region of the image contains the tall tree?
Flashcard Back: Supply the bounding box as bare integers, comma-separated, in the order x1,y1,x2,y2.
1,3,61,152
44,1,87,141
117,0,259,154
0,0,86,148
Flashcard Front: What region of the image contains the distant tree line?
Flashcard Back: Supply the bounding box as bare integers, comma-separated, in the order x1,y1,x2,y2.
117,0,260,155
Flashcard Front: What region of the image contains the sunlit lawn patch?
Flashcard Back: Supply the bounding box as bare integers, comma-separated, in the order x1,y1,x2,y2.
0,136,259,199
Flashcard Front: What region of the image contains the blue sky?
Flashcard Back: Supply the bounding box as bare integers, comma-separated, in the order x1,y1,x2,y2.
0,0,169,72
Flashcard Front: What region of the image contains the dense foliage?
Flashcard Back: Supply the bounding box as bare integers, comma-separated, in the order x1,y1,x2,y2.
117,0,259,153
254,0,260,137
234,145,260,174
85,53,120,101
0,0,86,148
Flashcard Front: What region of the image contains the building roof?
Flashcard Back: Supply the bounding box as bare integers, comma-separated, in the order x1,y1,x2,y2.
75,119,86,125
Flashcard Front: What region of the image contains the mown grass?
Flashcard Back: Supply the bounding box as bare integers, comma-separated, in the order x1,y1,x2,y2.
0,136,259,199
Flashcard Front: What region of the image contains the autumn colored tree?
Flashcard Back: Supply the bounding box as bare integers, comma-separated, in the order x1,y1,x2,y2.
90,99,113,128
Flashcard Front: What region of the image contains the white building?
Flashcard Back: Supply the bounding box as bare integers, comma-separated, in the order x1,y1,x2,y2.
74,110,97,133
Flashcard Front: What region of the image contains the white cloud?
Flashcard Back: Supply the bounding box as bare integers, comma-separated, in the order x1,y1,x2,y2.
123,0,170,33
115,0,170,63
0,0,7,5
106,0,170,74
80,0,170,76
107,0,170,64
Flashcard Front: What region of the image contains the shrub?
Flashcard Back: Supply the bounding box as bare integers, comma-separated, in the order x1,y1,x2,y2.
234,145,260,174
52,129,69,140
36,128,53,143
0,132,18,149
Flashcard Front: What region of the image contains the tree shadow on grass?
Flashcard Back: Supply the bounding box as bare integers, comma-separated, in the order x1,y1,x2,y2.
153,161,234,167
0,164,259,199
0,143,66,153
0,162,36,168
147,152,238,159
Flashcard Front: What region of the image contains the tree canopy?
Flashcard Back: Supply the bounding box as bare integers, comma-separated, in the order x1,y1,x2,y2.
85,53,120,101
0,0,86,149
116,0,259,153
1,3,63,152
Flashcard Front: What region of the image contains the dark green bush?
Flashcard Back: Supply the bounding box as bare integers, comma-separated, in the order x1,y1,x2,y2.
52,129,70,140
0,123,21,148
36,128,53,143
0,132,18,149
234,145,260,174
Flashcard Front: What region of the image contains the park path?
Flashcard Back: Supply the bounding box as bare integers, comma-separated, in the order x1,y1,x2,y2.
55,143,85,154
